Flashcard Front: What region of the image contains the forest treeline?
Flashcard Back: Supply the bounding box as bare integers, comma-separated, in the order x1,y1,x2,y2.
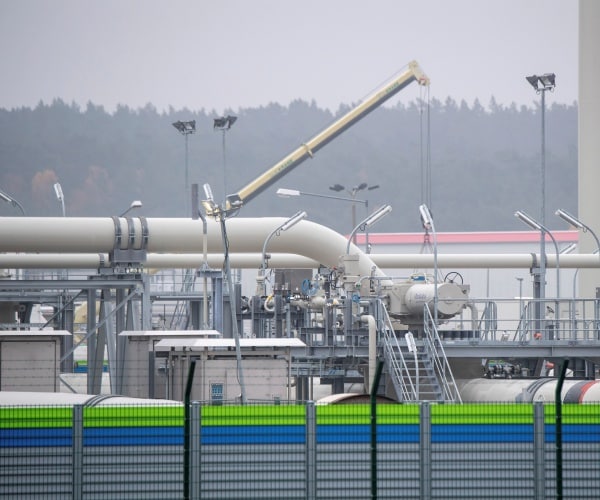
0,97,577,234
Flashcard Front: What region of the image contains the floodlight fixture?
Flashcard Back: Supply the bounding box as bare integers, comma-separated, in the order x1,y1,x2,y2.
276,188,301,198
54,182,65,216
362,204,392,227
525,73,556,93
53,182,64,202
213,115,237,130
120,200,143,217
346,204,391,254
0,189,25,215
261,211,308,276
556,208,600,254
172,120,196,135
556,208,584,230
419,204,433,230
515,210,542,231
279,210,307,232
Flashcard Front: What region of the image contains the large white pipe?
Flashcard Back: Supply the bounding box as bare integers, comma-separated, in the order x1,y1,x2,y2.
1,252,599,270
0,216,387,280
372,253,600,269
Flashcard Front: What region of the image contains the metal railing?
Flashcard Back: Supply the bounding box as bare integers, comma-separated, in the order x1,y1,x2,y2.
439,297,600,344
375,299,417,401
422,305,462,402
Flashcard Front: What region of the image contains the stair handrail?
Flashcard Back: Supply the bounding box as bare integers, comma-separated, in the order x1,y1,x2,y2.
422,305,462,403
375,299,417,401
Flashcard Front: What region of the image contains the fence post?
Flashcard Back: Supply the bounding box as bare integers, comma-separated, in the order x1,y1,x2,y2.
555,359,569,500
72,404,83,500
190,401,201,499
184,359,197,500
306,401,316,500
420,402,431,500
370,359,384,500
533,401,546,500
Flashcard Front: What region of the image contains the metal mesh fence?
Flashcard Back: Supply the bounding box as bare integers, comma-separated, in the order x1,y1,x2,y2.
1,400,599,499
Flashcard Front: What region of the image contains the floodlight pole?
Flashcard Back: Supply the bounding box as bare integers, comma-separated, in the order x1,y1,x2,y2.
525,74,555,328
214,115,237,204
172,120,196,216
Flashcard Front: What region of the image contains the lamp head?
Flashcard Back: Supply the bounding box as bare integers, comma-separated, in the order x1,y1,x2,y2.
515,210,542,231
172,120,196,134
419,204,433,230
279,211,307,231
276,188,300,198
364,204,392,227
555,208,583,230
526,75,539,90
53,182,64,201
329,184,344,192
539,73,556,89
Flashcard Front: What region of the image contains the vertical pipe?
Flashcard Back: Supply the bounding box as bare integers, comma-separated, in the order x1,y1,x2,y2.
370,359,384,500
183,359,197,500
420,402,431,500
533,402,546,500
555,358,569,500
305,401,317,500
72,404,83,500
190,401,201,499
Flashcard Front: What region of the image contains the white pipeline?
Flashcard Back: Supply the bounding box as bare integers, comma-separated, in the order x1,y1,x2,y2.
0,216,388,281
1,252,599,270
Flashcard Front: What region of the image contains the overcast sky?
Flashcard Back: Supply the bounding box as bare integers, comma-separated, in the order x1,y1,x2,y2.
0,0,578,114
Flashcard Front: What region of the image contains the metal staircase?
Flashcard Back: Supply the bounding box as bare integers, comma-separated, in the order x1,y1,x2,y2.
377,299,461,402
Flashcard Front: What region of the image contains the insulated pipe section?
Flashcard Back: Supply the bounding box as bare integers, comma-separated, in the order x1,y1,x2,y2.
372,253,600,269
457,378,600,403
0,217,387,279
0,252,318,269
3,251,600,270
360,315,377,391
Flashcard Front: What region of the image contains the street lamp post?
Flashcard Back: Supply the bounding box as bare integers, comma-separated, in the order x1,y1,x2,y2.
556,208,600,257
526,73,555,317
515,210,561,299
516,210,561,340
526,73,556,227
258,211,308,296
213,115,237,203
172,120,196,216
346,204,392,254
0,189,25,215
